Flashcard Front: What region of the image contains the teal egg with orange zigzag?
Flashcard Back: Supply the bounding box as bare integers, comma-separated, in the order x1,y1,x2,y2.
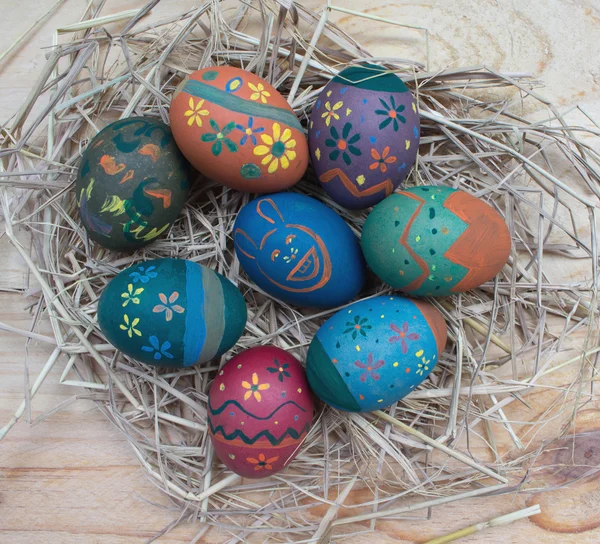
98,258,247,368
208,346,314,478
306,295,447,412
361,186,512,296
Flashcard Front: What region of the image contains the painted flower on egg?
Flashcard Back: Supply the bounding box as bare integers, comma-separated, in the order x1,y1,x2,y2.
170,66,308,193
253,123,297,173
208,346,314,478
184,97,209,127
308,63,420,210
306,295,447,412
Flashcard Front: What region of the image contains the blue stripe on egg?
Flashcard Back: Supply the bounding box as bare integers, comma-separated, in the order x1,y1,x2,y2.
183,79,303,131
184,260,207,366
215,273,248,357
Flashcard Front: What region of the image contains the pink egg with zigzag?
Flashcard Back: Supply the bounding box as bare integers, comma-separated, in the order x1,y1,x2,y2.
208,346,314,478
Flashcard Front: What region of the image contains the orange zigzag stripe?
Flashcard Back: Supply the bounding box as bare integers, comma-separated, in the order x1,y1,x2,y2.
397,191,430,291
319,168,394,199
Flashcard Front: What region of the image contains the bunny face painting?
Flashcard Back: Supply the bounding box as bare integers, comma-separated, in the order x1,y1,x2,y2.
235,199,332,293
234,193,366,308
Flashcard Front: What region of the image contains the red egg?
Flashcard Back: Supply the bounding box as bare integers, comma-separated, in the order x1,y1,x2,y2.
208,346,314,478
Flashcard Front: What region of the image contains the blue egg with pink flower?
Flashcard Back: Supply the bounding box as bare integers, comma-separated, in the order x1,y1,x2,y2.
306,295,447,412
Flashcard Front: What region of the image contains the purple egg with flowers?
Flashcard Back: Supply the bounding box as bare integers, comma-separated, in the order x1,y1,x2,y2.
308,63,420,210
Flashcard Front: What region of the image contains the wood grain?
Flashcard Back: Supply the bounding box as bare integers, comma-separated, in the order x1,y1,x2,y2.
1,0,600,542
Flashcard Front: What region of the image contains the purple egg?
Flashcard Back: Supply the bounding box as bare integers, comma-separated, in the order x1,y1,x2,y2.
308,64,420,210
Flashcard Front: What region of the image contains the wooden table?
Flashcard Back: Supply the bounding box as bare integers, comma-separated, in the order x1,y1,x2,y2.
1,1,600,542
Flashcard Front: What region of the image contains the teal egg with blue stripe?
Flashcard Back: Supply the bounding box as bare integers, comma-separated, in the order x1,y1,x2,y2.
98,258,247,368
306,295,447,412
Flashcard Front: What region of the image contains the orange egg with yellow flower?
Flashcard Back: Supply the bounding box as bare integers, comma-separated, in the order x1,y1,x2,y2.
170,67,308,193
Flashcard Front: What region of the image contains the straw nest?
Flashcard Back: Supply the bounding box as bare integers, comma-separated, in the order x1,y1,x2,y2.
1,0,599,541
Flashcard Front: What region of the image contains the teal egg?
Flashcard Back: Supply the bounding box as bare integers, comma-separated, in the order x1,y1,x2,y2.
306,295,447,412
361,186,511,296
98,259,247,368
77,117,191,251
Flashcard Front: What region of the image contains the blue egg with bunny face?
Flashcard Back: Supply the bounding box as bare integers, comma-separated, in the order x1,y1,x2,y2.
233,192,366,308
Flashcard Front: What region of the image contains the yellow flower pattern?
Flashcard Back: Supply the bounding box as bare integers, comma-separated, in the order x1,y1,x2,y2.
415,349,430,376
248,82,271,104
321,100,343,126
241,372,270,402
184,97,209,127
121,284,144,307
253,123,297,174
120,314,141,338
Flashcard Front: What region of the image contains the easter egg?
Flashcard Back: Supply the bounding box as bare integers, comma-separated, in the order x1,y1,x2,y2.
77,117,190,251
306,295,447,412
361,186,512,296
308,63,419,210
98,258,247,368
233,192,366,308
170,66,308,193
208,346,314,478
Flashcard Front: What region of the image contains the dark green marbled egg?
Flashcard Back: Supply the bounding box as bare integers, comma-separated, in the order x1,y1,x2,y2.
77,117,191,251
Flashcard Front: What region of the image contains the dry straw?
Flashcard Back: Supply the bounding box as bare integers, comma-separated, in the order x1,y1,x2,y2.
1,0,599,542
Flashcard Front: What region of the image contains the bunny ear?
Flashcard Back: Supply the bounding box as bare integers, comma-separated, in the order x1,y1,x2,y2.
256,198,284,225
234,228,258,260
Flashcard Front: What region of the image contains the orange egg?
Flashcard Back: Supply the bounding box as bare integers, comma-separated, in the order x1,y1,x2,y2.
170,67,308,193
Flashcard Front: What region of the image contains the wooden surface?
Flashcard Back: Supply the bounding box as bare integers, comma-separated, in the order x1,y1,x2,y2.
1,1,600,542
